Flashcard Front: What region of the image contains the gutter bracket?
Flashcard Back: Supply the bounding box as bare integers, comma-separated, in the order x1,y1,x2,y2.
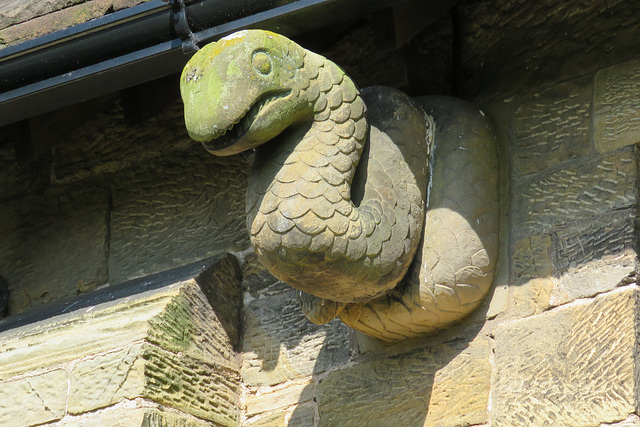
171,0,198,53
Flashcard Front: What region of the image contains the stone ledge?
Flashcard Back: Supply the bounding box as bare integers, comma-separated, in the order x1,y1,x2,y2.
0,253,241,426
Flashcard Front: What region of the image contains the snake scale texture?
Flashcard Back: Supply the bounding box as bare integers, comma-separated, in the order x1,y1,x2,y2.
180,30,499,341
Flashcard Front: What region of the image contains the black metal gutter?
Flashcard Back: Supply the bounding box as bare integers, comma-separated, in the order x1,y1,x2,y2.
0,0,409,128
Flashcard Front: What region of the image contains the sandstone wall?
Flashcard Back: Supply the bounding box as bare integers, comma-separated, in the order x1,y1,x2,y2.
238,1,640,425
0,99,250,314
1,0,640,426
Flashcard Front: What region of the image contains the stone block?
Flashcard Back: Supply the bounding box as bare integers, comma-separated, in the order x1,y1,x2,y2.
513,77,592,175
242,411,286,427
0,369,67,426
241,252,287,299
245,379,315,419
242,282,351,387
68,344,147,413
0,255,241,425
512,233,553,281
513,147,637,236
423,337,490,426
601,415,640,427
594,59,640,153
109,148,250,284
0,143,50,200
493,287,640,426
242,404,316,427
0,254,240,379
0,184,110,314
316,335,490,427
511,277,554,318
550,208,637,274
142,345,240,426
52,100,191,182
549,208,638,305
511,208,638,311
463,0,640,97
47,404,214,426
288,403,316,427
510,234,554,317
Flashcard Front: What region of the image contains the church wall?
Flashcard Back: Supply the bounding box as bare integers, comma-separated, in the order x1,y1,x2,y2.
1,1,640,425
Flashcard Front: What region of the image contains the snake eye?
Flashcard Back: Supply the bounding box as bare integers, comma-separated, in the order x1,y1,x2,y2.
252,51,272,75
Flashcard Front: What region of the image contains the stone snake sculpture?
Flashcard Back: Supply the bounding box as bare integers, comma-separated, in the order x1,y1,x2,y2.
180,30,499,342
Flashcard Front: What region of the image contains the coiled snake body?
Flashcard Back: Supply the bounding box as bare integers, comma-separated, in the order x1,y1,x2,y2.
181,30,499,341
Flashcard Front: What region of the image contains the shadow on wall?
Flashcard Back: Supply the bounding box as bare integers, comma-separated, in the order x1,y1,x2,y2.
241,247,496,426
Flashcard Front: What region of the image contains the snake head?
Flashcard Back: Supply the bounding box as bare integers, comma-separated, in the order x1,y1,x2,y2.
181,30,312,156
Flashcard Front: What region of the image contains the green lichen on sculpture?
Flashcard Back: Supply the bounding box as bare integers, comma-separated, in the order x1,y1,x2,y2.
180,30,500,341
181,30,312,156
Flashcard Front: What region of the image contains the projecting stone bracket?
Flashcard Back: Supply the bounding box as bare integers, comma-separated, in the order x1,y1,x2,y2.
0,253,242,426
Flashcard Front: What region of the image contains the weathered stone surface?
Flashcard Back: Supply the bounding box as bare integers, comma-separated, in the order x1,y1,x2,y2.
68,344,147,413
493,287,639,426
321,23,408,90
600,415,640,427
0,255,241,424
0,143,50,201
288,403,315,427
0,184,109,314
511,234,553,317
513,77,592,175
0,0,153,47
550,209,637,274
242,280,351,387
316,335,490,426
143,345,240,426
0,255,240,379
47,403,214,426
0,0,88,31
594,59,640,153
406,16,453,96
53,101,192,182
477,98,512,322
549,208,638,305
513,147,637,236
551,254,636,306
109,149,249,284
511,208,638,312
244,378,315,419
242,411,286,427
242,404,315,427
241,252,287,299
463,0,640,97
512,233,553,281
423,337,490,426
0,369,68,426
511,277,554,318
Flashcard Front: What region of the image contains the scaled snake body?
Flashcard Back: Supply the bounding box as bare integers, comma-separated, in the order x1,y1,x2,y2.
181,30,499,341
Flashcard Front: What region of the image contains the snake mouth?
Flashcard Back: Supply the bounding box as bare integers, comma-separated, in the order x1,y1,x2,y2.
202,90,291,153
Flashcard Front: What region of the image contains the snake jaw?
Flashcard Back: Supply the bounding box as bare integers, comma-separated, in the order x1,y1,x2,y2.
201,89,295,156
